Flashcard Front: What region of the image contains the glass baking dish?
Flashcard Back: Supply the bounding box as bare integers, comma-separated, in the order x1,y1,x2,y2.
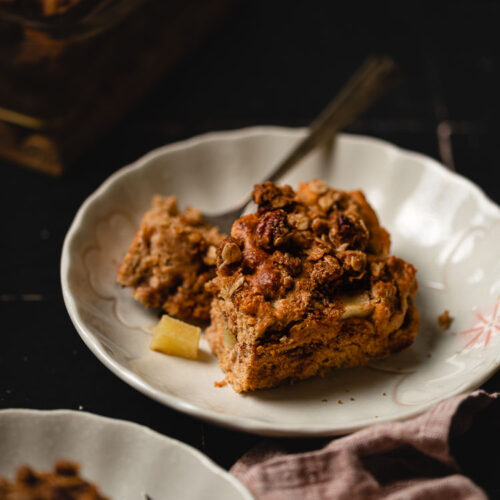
0,0,149,41
0,0,237,173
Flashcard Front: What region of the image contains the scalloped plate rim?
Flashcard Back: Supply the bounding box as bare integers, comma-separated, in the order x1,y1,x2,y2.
61,126,500,437
0,408,253,499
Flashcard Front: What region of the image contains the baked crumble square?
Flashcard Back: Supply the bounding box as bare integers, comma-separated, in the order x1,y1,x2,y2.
206,180,419,392
117,195,225,322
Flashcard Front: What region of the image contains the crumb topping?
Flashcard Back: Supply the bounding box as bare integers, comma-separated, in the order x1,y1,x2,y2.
209,180,415,339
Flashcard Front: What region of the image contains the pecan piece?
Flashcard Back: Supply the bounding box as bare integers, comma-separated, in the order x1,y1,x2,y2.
255,209,290,249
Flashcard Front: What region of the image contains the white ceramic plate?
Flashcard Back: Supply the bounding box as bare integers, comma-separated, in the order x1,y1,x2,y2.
61,127,500,436
0,409,252,500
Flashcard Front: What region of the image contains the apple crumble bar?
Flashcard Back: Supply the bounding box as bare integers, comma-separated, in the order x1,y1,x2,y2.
206,180,419,392
0,461,108,500
117,195,225,322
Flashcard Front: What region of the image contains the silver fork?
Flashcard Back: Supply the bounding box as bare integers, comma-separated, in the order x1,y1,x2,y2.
203,55,400,234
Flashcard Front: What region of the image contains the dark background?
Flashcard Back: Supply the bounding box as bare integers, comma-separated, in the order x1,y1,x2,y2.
1,0,499,496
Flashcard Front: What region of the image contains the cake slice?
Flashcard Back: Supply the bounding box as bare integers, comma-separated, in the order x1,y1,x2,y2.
117,195,224,322
206,180,419,392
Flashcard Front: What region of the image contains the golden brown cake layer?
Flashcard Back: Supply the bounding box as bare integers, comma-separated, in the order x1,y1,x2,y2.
117,195,225,322
206,180,419,392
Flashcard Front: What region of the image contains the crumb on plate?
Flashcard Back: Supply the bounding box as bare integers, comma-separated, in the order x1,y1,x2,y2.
437,310,453,330
214,378,227,388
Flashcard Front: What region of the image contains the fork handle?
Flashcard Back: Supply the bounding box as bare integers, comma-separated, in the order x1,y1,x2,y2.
267,55,400,183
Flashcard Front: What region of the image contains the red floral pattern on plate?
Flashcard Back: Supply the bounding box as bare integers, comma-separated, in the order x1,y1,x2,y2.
462,298,500,350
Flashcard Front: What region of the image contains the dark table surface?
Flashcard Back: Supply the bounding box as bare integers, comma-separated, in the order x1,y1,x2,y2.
1,1,499,497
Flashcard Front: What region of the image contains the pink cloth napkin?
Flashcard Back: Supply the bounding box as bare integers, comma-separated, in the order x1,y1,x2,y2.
231,390,499,500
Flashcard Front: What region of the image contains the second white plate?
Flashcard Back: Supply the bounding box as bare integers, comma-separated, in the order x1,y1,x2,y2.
0,409,252,500
61,127,500,436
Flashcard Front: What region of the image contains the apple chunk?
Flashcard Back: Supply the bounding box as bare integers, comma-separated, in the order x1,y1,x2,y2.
339,293,373,319
150,314,201,360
